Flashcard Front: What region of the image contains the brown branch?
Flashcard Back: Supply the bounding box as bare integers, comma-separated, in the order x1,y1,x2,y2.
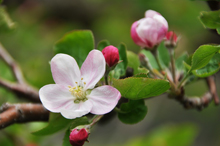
0,77,40,103
0,43,25,84
206,76,219,105
0,43,40,102
0,103,49,130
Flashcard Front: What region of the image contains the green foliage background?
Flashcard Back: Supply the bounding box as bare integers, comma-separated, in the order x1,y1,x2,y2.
0,0,220,146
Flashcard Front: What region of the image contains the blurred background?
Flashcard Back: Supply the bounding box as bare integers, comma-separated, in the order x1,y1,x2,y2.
0,0,220,146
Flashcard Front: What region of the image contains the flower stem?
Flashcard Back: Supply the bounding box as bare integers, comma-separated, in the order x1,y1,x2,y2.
90,115,103,127
169,49,176,83
151,49,163,71
178,71,190,88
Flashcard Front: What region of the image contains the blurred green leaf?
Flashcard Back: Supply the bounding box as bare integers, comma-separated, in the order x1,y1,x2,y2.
158,42,170,68
125,123,198,146
32,113,88,136
112,43,128,79
191,45,220,71
192,53,220,77
118,99,147,124
133,73,148,78
97,40,110,51
127,51,140,75
140,49,159,70
63,129,72,146
175,53,188,71
137,67,149,74
0,7,16,33
199,10,220,29
54,30,94,67
113,77,170,100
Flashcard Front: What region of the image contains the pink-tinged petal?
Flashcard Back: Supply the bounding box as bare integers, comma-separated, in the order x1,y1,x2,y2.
87,85,121,115
154,15,168,29
39,84,74,113
145,10,161,18
60,100,93,119
51,54,81,86
131,21,148,47
80,50,105,90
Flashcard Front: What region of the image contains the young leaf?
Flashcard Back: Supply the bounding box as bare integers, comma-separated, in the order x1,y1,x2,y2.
97,40,110,51
127,51,140,75
192,53,220,77
118,99,147,124
113,77,170,100
32,113,88,136
140,50,159,70
158,42,170,68
54,30,94,67
112,43,128,79
191,45,220,71
199,10,220,29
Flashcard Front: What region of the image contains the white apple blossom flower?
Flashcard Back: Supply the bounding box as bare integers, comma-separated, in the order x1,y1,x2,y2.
39,50,121,119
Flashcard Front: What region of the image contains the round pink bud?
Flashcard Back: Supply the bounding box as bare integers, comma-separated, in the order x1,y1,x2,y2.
165,31,178,48
102,45,119,67
69,128,89,146
131,10,168,49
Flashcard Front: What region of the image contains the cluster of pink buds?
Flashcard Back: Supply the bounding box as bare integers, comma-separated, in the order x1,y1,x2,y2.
131,10,178,50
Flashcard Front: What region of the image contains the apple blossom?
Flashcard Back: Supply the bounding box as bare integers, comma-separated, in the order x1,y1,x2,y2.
102,45,119,67
131,10,168,49
39,50,121,119
69,128,89,146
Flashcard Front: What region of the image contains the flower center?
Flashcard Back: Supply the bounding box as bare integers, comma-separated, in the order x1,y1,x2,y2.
68,78,89,103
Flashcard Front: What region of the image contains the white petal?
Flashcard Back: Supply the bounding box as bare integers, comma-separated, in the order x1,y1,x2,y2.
80,50,105,90
87,86,121,115
60,100,93,119
39,84,74,112
145,10,161,18
51,54,81,86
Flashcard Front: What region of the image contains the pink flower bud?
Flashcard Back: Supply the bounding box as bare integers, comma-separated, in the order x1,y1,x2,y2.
102,45,119,67
131,10,168,49
69,128,89,146
165,31,178,48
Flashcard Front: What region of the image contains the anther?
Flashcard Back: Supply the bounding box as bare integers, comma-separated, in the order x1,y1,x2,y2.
81,78,83,80
84,82,86,85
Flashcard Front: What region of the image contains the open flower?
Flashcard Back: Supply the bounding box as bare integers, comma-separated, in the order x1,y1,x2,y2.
39,50,121,119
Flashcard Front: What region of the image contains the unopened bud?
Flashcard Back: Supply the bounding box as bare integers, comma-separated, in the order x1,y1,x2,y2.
69,128,89,146
165,31,178,49
102,45,119,67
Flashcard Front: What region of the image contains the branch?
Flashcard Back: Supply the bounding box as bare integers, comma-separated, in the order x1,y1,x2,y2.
206,76,219,105
0,43,25,84
0,103,49,130
0,43,40,102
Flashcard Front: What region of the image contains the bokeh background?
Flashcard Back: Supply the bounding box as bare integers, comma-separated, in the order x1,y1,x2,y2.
0,0,220,146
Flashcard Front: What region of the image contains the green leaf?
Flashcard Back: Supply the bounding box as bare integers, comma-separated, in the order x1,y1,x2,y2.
112,43,128,79
54,30,94,67
127,51,140,75
140,49,159,70
199,10,220,29
118,99,147,124
192,53,220,77
133,73,148,78
113,77,170,100
137,67,149,74
63,129,72,146
32,113,88,136
158,42,170,68
175,53,188,71
97,40,110,51
0,7,16,33
191,45,220,71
